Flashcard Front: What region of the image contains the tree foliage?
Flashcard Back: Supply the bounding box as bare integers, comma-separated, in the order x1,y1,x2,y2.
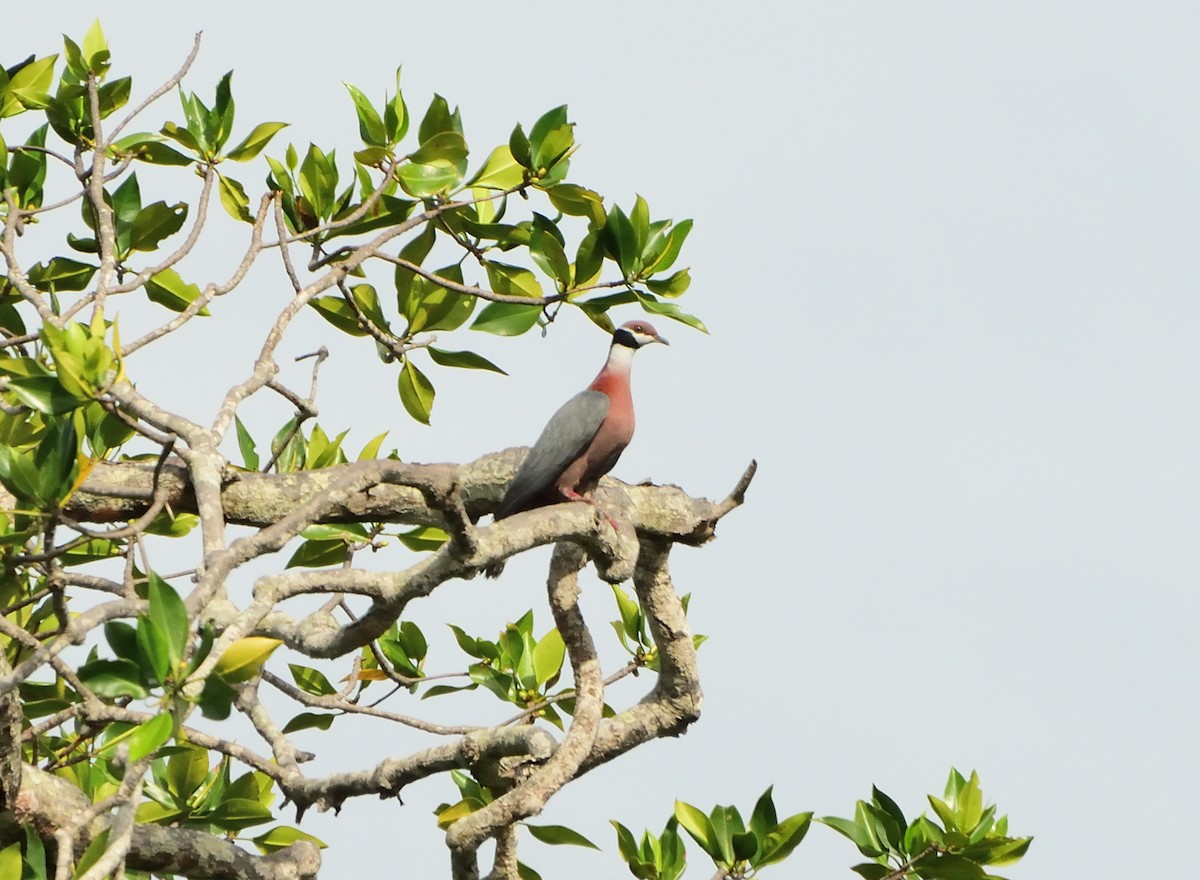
0,23,1030,880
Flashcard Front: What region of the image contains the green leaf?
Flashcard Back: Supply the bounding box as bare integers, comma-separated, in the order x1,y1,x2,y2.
146,268,209,315
644,268,691,298
81,20,111,76
531,628,564,687
206,798,274,832
104,620,142,663
71,829,109,880
636,296,707,333
352,431,387,461
235,416,260,470
397,359,435,425
146,573,188,668
119,137,193,166
531,225,571,285
6,56,57,115
709,805,742,865
213,637,281,683
77,658,148,699
252,826,327,855
394,221,437,313
732,829,759,862
850,863,892,880
396,161,461,197
26,257,97,292
127,712,173,761
546,184,606,226
288,663,336,696
281,712,335,734
396,525,448,552
426,347,506,374
218,174,253,223
750,786,778,842
674,801,718,859
308,295,367,336
528,105,570,167
198,673,237,720
129,201,188,252
509,123,532,169
385,69,408,143
408,131,467,165
23,825,47,880
226,121,288,161
468,145,523,190
418,94,460,142
523,823,600,850
485,261,543,299
915,853,986,879
470,302,541,336
166,746,209,801
757,812,812,867
819,816,884,857
344,82,386,146
5,375,86,414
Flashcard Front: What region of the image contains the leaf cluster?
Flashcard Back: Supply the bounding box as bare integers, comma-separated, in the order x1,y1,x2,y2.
819,770,1032,880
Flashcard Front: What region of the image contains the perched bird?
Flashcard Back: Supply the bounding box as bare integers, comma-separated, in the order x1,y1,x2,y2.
493,319,669,524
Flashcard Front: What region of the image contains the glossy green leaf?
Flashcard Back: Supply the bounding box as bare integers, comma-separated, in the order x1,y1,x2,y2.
396,161,461,197
468,144,523,190
509,122,532,169
252,826,327,855
235,416,260,470
547,184,606,226
207,798,274,832
757,811,812,867
198,673,237,720
408,131,467,165
288,663,336,696
5,375,85,414
26,257,97,292
146,268,209,314
636,296,707,332
531,627,564,687
308,295,367,336
71,829,109,880
146,566,188,667
531,226,571,285
523,823,600,850
426,347,506,374
850,863,892,880
470,302,541,336
77,658,148,699
644,268,691,298
674,801,717,858
79,20,111,76
218,174,253,223
129,201,188,252
357,431,388,460
213,637,281,683
396,525,449,552
226,121,288,161
5,56,57,115
397,359,435,424
166,746,209,801
128,712,173,761
418,94,461,142
486,261,543,299
281,712,336,734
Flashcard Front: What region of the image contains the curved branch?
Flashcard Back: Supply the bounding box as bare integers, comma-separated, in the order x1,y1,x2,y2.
446,543,604,880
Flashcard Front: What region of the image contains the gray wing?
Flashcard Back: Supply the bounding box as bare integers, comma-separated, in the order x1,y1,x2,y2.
495,390,609,518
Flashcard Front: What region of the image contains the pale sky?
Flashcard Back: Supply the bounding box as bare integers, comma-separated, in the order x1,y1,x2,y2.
10,2,1200,877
